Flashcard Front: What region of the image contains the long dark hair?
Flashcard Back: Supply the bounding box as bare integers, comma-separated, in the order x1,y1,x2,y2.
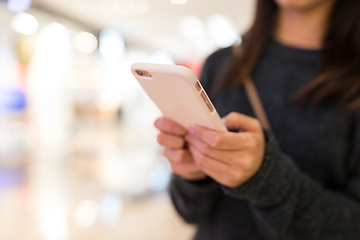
216,0,360,111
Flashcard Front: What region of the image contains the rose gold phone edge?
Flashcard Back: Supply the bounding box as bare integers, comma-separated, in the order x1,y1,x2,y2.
131,62,228,132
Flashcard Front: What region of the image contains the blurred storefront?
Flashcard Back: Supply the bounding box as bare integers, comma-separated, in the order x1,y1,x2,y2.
0,0,254,239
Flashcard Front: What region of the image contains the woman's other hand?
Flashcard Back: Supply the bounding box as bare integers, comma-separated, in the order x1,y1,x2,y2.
185,112,266,188
154,117,207,181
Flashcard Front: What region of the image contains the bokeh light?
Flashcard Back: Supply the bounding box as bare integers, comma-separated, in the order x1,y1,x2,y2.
99,28,126,61
206,14,240,48
178,15,216,54
147,160,171,192
99,194,123,225
148,50,175,65
7,0,32,13
27,22,71,145
73,31,98,53
75,201,99,228
38,191,69,240
11,12,38,35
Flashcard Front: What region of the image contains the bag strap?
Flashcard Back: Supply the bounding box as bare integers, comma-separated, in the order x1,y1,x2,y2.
243,77,272,130
232,45,272,130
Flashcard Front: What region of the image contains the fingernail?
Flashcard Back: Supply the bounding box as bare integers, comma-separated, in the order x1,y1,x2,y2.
189,126,195,134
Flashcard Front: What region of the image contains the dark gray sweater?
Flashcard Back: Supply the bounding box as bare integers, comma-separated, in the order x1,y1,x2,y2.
169,41,360,240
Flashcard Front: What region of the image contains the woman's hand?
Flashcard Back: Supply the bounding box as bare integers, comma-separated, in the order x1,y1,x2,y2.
154,117,207,181
185,112,266,188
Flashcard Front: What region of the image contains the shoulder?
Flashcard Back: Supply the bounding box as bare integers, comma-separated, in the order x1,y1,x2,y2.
200,47,234,92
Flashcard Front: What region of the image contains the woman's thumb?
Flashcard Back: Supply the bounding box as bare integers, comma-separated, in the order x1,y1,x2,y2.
222,112,261,132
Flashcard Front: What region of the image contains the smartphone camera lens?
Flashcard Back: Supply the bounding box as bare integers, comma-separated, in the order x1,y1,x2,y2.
135,70,152,78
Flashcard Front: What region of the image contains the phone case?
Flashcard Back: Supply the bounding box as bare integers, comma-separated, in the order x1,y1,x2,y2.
131,62,228,132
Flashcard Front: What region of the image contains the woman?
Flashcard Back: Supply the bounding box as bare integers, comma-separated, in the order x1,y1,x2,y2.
155,0,360,239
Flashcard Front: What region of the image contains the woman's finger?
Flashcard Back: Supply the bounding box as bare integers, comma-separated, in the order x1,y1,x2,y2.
157,132,186,149
187,146,234,186
188,145,230,174
186,135,260,172
163,148,207,181
222,112,262,132
185,134,240,163
154,117,187,136
188,126,255,150
189,145,249,188
163,148,193,163
169,161,203,175
170,162,207,181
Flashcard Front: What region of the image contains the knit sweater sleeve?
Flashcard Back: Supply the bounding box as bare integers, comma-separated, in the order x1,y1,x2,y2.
170,175,222,223
222,128,360,239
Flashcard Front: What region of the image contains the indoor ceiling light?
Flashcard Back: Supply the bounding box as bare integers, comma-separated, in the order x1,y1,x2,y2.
73,31,98,53
11,12,38,35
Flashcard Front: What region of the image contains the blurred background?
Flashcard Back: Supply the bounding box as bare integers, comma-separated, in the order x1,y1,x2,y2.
0,0,255,239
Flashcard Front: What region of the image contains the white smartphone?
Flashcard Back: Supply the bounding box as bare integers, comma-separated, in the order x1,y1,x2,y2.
131,62,227,132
